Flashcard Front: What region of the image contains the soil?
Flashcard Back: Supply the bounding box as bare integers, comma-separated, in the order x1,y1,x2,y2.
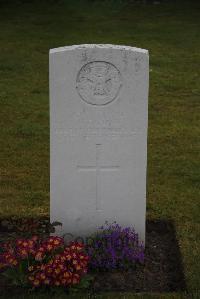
91,220,186,293
0,218,187,294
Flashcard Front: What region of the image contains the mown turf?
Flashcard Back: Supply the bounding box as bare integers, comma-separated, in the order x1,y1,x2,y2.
0,290,193,299
0,0,199,297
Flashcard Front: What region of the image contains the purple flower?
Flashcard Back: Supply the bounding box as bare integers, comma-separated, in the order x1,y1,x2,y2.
86,222,145,271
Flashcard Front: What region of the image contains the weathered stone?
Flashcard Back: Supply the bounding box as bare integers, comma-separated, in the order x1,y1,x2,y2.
50,44,149,242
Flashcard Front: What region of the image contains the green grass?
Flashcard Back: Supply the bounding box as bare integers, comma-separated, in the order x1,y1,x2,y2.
0,291,194,299
0,291,193,299
0,0,200,298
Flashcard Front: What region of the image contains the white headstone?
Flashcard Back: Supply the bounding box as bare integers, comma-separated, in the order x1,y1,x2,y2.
50,44,149,242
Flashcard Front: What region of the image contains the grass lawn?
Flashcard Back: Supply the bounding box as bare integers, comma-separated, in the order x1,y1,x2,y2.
0,0,199,298
0,291,192,299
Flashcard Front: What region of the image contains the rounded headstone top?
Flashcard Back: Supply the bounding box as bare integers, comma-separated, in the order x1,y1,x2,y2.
50,44,148,55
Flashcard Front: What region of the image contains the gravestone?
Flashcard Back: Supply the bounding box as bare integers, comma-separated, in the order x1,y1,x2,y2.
50,44,149,242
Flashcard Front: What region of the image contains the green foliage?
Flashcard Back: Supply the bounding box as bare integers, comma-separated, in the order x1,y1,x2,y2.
2,265,27,286
70,274,94,293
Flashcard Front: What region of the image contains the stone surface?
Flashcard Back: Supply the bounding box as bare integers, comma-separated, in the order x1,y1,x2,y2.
50,44,149,242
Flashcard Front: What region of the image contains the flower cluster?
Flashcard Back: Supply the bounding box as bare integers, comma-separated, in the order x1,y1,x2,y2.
0,252,18,268
28,242,89,288
86,222,144,270
15,236,39,259
0,236,89,289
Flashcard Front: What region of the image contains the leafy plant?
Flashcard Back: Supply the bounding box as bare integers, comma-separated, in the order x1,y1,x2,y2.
86,222,144,270
0,236,89,291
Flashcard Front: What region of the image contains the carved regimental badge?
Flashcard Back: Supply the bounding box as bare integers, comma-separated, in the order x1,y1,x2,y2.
76,61,122,105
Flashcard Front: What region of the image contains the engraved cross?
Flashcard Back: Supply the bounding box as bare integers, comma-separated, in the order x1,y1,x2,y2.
77,144,119,211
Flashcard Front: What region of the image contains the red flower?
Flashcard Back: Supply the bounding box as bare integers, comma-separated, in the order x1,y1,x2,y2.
33,279,40,287
35,252,44,261
1,235,89,289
